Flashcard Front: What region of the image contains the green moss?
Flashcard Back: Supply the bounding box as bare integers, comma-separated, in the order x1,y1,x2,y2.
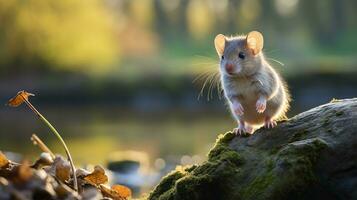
173,158,240,200
265,158,274,171
190,161,217,176
280,138,327,162
184,165,197,173
239,138,328,200
269,145,282,155
207,143,229,160
148,170,186,200
335,110,344,116
268,138,328,199
149,132,242,200
207,134,243,166
241,171,275,199
220,150,244,166
174,175,214,200
208,132,233,160
150,158,240,200
215,132,236,145
149,131,330,200
289,130,309,143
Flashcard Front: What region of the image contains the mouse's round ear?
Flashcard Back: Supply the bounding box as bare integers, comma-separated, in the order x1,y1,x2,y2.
214,34,226,56
246,31,264,55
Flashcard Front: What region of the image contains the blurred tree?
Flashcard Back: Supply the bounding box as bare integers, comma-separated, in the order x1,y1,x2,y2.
186,0,215,40
128,0,155,29
0,0,119,73
0,0,356,77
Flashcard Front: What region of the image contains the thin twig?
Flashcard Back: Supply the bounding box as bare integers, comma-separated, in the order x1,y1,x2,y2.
20,95,78,191
31,134,56,159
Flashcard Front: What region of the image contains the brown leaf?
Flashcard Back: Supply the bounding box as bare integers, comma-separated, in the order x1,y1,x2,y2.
17,161,33,182
55,160,71,182
46,156,71,183
0,151,9,168
83,165,108,186
7,90,34,107
111,185,132,199
100,184,132,200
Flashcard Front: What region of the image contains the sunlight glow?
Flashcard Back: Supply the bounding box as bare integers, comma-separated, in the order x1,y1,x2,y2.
275,0,299,16
186,0,214,39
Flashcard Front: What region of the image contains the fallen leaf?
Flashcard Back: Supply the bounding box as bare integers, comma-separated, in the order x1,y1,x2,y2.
0,151,9,168
31,152,54,169
55,159,71,182
84,165,108,186
100,184,132,200
111,185,132,199
75,168,90,178
7,90,34,107
17,161,33,182
46,156,71,183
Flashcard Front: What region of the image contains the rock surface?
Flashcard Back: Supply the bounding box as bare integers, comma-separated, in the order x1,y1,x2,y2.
148,98,357,200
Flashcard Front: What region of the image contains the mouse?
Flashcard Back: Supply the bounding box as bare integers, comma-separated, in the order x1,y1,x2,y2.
214,31,290,135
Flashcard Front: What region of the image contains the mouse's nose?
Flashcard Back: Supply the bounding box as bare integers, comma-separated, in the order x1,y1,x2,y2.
225,63,234,73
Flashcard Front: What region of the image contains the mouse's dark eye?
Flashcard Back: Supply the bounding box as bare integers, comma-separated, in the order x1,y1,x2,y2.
221,55,224,60
238,52,245,59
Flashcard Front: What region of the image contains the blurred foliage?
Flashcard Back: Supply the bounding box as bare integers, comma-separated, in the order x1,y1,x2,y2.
0,0,118,73
0,0,357,77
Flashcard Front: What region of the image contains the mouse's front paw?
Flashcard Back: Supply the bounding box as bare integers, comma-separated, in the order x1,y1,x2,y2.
256,97,266,113
233,102,244,116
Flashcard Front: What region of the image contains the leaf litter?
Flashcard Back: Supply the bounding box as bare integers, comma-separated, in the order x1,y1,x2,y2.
1,91,132,200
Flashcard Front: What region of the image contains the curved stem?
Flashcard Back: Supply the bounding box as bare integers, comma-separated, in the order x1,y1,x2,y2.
21,96,78,191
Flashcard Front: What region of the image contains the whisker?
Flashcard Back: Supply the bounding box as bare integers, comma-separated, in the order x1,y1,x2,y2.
209,74,217,101
198,73,212,100
193,70,214,83
191,55,223,101
263,49,280,55
206,73,216,101
191,63,218,66
214,73,223,99
207,71,223,101
267,58,285,67
193,55,216,60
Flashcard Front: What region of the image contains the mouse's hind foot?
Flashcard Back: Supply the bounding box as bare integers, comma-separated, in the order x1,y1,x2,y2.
264,116,277,129
233,121,254,135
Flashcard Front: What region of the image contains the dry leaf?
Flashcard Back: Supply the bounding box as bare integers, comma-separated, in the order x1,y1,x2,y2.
84,165,108,186
75,168,90,178
100,184,132,200
17,161,33,182
7,90,34,107
31,152,54,169
55,160,71,182
46,156,71,182
0,151,9,168
111,185,132,199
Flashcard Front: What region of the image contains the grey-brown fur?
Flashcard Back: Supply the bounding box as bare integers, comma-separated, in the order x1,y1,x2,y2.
214,32,290,134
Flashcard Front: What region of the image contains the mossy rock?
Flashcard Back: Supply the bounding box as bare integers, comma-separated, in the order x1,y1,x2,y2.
148,98,357,200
